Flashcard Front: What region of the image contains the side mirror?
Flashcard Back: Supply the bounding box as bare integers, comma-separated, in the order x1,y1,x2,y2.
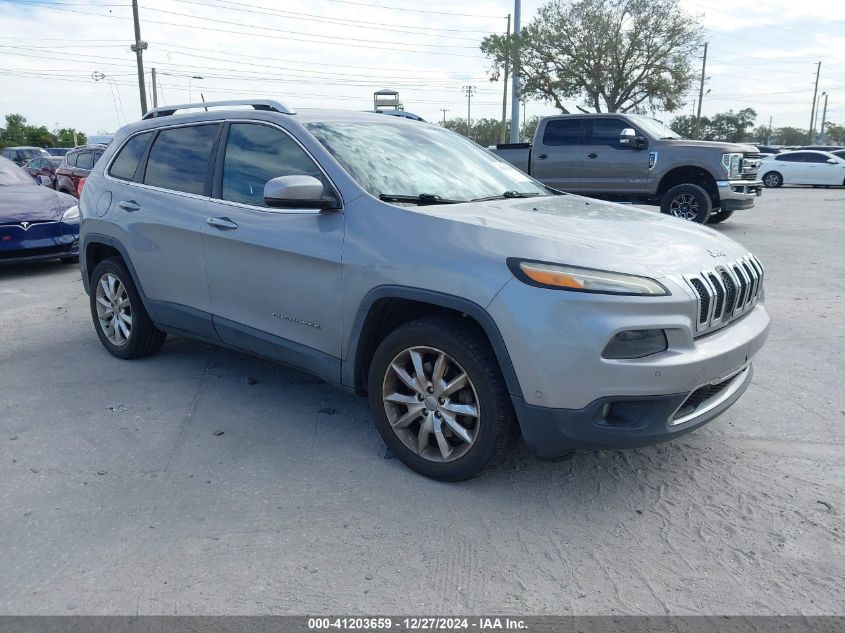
35,174,52,186
619,127,645,149
263,175,339,210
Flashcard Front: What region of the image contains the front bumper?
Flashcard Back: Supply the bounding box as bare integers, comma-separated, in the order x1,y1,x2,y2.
717,179,763,210
514,364,753,457
0,220,79,264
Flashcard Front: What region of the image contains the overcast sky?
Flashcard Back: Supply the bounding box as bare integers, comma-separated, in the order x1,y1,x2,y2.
1,0,843,136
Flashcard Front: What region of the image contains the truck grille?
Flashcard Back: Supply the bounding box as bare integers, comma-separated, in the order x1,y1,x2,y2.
740,152,761,180
683,253,764,335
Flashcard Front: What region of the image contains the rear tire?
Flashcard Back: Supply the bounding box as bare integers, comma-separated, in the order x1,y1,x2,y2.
707,209,734,224
762,171,783,188
660,183,712,223
367,316,515,481
89,257,166,360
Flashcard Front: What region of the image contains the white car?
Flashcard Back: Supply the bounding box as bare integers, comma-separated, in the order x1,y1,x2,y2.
760,150,845,187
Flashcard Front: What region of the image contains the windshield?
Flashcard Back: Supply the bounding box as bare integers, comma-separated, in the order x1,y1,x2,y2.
0,157,36,185
307,121,549,202
627,115,683,140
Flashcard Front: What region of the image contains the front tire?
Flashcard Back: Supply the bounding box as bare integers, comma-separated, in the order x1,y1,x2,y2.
89,257,166,359
762,171,783,188
661,183,712,223
367,316,515,481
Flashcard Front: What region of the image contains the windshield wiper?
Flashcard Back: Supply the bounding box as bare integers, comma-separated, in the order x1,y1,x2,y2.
378,193,462,205
470,191,541,202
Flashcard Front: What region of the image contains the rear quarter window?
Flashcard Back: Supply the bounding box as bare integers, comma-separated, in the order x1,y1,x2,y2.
108,132,153,181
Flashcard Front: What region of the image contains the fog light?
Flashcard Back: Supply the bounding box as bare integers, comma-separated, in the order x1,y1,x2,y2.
603,329,667,359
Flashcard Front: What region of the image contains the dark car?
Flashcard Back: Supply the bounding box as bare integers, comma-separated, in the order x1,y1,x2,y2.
756,145,781,155
1,146,51,166
0,156,79,264
55,144,105,198
832,150,845,161
47,147,72,157
795,145,845,152
24,156,63,187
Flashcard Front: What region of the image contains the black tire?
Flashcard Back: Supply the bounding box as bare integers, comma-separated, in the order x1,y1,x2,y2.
89,257,166,359
762,171,783,188
707,209,734,224
367,316,515,481
660,183,712,223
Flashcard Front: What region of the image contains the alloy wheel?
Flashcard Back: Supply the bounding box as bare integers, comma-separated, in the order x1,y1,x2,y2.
382,346,480,463
95,272,132,346
764,173,781,187
669,193,699,220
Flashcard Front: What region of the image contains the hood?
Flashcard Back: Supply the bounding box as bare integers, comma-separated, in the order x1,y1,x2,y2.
417,194,751,279
0,185,77,223
660,139,758,153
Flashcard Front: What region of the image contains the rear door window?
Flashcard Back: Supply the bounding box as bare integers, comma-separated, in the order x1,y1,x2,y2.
541,119,585,146
108,132,153,181
143,124,218,195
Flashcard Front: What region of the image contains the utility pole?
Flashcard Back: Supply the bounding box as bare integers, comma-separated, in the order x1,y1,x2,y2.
694,42,708,139
808,61,821,144
509,0,521,143
499,13,511,144
151,67,158,108
130,0,148,115
818,92,829,142
462,85,476,140
766,115,773,145
440,108,449,125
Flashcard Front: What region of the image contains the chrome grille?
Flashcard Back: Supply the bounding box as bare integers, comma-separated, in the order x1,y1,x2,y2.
740,152,761,180
684,254,764,335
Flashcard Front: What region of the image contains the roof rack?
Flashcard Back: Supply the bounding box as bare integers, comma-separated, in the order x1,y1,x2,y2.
142,99,295,120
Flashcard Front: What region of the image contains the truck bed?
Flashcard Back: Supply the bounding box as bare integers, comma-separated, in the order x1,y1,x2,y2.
492,143,531,174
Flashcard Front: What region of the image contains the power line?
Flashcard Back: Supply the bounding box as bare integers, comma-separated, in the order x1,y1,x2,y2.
308,0,504,19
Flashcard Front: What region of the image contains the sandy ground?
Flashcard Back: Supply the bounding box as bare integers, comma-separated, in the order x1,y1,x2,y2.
0,187,843,615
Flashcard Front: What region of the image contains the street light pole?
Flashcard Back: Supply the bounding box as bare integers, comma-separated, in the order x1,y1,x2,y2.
818,92,829,142
130,0,148,116
509,0,521,143
500,13,511,145
694,42,708,139
808,61,821,144
440,108,449,125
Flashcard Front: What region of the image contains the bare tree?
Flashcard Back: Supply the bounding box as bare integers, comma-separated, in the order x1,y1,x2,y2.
481,0,703,114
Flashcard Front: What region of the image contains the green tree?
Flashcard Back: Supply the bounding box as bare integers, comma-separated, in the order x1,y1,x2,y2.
773,127,808,146
56,128,85,147
481,0,703,114
823,122,845,144
669,114,697,138
1,114,29,146
520,115,541,142
669,108,757,141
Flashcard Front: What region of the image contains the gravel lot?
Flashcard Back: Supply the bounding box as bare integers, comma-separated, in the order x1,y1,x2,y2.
1,187,843,615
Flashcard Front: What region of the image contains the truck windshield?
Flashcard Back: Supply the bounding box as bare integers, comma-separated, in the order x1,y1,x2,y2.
626,115,683,140
307,121,549,203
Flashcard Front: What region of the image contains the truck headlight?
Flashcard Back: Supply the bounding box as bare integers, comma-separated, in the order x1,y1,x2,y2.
508,259,668,296
61,205,80,221
721,153,743,178
603,329,668,359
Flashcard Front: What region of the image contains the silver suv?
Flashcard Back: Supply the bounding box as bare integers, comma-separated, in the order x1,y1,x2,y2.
79,99,770,481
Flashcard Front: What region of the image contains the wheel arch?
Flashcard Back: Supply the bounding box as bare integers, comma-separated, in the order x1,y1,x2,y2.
657,165,720,203
344,286,523,399
82,234,154,315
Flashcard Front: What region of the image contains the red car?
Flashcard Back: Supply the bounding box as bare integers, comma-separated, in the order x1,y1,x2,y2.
24,156,63,187
55,144,105,197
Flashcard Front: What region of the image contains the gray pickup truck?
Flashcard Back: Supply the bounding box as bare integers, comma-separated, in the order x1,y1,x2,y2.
494,113,763,224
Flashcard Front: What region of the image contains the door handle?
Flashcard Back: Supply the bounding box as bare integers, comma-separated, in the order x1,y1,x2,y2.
206,216,238,230
118,200,140,212
586,153,599,159
537,153,548,159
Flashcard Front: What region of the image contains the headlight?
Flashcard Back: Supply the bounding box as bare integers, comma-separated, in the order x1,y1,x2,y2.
721,153,743,178
61,205,80,221
508,259,668,296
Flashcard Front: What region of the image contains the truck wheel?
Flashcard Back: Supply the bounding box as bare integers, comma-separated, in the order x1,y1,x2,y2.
707,209,734,224
762,171,783,188
367,316,515,482
661,184,712,223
